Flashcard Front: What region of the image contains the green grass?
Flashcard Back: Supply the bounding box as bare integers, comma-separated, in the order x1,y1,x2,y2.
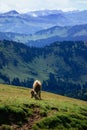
0,84,87,130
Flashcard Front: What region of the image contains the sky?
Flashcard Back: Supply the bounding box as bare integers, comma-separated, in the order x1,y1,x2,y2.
0,0,87,13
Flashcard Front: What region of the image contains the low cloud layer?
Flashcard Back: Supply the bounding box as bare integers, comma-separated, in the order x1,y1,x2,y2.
0,0,87,13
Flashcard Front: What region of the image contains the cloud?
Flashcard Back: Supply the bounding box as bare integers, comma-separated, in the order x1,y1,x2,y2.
76,0,87,3
71,0,87,11
17,0,71,12
0,0,86,13
0,2,11,12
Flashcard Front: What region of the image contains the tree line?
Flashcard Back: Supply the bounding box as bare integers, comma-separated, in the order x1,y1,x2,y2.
0,72,87,101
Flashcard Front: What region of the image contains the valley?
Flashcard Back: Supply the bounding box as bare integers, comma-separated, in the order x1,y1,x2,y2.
0,10,87,47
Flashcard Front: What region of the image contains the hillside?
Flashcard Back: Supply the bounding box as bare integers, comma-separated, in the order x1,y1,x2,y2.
0,10,87,34
26,24,87,47
0,24,87,47
0,40,87,100
0,84,87,130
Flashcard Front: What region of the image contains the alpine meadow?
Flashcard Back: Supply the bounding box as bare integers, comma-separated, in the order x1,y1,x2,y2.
0,6,87,130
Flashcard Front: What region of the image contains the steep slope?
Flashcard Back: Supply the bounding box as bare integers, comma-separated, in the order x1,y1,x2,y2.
0,84,87,130
0,40,87,100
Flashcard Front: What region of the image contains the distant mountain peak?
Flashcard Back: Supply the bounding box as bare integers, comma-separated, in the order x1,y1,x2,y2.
3,10,19,15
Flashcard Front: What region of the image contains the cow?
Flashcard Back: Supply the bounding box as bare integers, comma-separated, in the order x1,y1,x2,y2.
31,80,42,100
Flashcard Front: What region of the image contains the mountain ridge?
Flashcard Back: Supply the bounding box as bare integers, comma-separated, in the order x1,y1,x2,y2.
0,24,87,47
0,9,87,34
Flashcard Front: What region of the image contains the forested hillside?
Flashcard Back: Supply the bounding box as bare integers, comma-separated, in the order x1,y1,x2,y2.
0,40,87,100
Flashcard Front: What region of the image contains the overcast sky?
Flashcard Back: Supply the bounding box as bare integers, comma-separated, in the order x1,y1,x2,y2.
0,0,87,13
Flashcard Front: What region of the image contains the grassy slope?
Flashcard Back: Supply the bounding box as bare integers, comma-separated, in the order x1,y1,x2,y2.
0,84,87,130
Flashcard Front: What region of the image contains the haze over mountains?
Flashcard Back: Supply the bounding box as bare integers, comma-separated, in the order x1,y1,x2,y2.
0,10,87,47
0,10,87,100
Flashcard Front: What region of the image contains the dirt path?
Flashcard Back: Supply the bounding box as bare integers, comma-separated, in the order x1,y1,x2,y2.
23,107,41,130
12,107,41,130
